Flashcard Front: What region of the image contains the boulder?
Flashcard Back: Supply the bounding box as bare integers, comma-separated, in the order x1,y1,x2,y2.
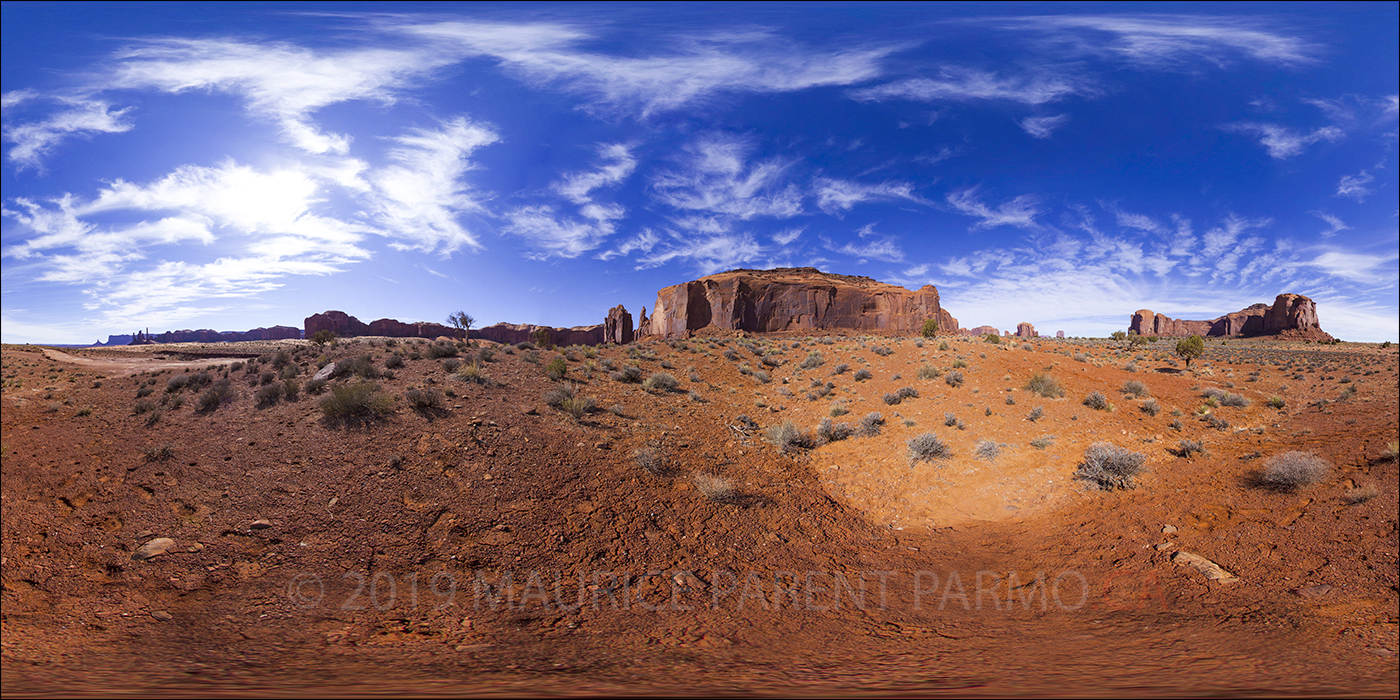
603,305,634,344
643,267,949,339
1128,294,1332,340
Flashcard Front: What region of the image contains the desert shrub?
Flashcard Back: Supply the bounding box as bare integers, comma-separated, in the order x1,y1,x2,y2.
831,363,849,375
765,421,815,451
404,388,445,412
441,359,462,374
259,371,277,386
427,343,458,359
908,433,950,464
543,383,576,407
1073,352,1088,363
1140,399,1160,416
544,357,568,381
945,370,964,388
384,354,405,369
1205,414,1230,430
853,368,872,381
722,349,740,361
1083,392,1112,411
938,341,949,351
305,378,328,395
817,418,854,443
255,383,284,408
319,381,394,425
829,404,849,417
611,365,644,383
1177,439,1204,457
1075,443,1147,490
478,347,495,362
858,412,885,437
136,385,153,398
142,443,175,463
921,318,939,338
917,365,941,379
132,398,157,415
1025,373,1064,398
975,439,1003,461
196,380,234,413
1030,436,1054,450
738,363,753,375
983,334,1001,345
944,412,958,427
560,395,595,418
952,359,968,368
642,372,679,393
634,448,666,476
333,355,378,380
1258,452,1330,491
1268,395,1286,409
694,474,739,503
753,370,771,383
799,351,824,369
1027,406,1043,422
283,379,300,402
455,362,490,385
1121,380,1149,398
872,345,894,356
1004,394,1016,405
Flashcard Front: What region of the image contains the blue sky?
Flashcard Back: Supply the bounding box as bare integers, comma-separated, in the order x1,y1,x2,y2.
3,2,1397,343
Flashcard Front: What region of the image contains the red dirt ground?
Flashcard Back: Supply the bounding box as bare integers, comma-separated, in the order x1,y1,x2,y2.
2,335,1396,696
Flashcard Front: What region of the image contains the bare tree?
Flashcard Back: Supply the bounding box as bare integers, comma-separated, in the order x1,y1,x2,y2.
446,311,474,338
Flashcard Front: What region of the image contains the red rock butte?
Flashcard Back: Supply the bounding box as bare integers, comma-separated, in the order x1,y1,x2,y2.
638,268,958,339
1130,293,1333,341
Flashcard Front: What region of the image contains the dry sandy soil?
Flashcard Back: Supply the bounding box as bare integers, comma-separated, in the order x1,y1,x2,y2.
2,334,1396,696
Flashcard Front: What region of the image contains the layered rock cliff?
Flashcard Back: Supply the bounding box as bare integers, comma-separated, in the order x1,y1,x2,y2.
638,268,952,339
304,311,464,340
1129,294,1332,341
474,323,604,347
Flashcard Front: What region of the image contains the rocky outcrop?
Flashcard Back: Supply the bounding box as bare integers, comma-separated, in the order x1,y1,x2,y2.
604,305,634,345
367,318,464,339
1056,331,1065,339
1129,294,1332,341
245,326,301,341
968,325,1000,337
1016,322,1036,338
637,308,652,339
474,323,604,347
641,268,949,339
304,311,370,338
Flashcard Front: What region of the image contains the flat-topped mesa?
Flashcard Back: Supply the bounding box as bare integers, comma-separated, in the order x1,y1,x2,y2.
305,311,463,340
474,322,604,347
639,267,953,339
1129,294,1333,341
1016,322,1037,338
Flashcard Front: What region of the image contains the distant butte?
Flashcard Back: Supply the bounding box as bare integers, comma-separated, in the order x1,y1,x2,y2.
638,267,958,339
1130,294,1333,341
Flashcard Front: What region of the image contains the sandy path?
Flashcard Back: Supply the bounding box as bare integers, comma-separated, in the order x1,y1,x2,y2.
38,348,244,377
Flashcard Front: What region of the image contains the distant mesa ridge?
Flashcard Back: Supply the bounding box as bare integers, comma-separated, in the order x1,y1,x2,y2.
638,267,958,339
1129,294,1332,341
126,325,301,345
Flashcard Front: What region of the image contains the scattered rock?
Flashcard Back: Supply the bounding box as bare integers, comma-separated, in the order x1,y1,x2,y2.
150,610,173,621
250,519,273,530
132,537,176,561
1171,550,1238,583
1293,584,1334,599
312,363,336,381
1154,542,1176,551
1162,524,1178,534
522,407,538,416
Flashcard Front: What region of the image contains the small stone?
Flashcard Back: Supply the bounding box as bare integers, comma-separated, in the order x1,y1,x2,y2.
1154,541,1176,551
132,537,176,561
1162,525,1178,534
249,519,273,530
1293,584,1334,599
151,610,173,621
522,407,538,416
1172,550,1238,583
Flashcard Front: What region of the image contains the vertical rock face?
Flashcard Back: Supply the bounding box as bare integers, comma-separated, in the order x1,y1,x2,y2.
938,308,960,335
474,323,604,346
1127,294,1332,340
968,325,1000,337
305,311,370,338
603,305,634,344
644,268,948,339
1016,322,1036,338
1056,331,1065,338
637,307,651,339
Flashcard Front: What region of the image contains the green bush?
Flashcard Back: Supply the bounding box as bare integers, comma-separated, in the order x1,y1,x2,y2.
921,318,939,338
545,357,568,380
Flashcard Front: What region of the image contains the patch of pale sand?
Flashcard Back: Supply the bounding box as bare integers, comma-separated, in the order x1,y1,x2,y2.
39,348,245,378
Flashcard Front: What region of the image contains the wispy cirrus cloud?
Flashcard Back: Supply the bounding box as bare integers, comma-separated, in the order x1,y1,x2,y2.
853,66,1093,105
368,116,499,253
945,187,1042,230
1310,211,1349,238
1335,167,1378,201
505,143,636,259
400,21,897,118
813,177,925,215
1223,122,1343,159
1019,114,1069,138
106,38,457,154
1001,15,1319,68
3,95,134,170
651,135,803,219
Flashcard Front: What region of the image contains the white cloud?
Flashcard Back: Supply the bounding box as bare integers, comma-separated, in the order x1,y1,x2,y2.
1310,211,1350,238
555,143,637,204
3,97,134,170
107,38,458,154
830,237,904,263
1307,250,1400,285
1114,209,1164,234
813,177,925,215
854,66,1092,105
652,135,803,219
503,205,614,259
1006,15,1318,67
945,187,1042,230
1224,122,1343,159
635,231,764,274
367,116,499,253
401,21,895,117
1335,168,1376,201
771,227,804,245
1019,114,1069,139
